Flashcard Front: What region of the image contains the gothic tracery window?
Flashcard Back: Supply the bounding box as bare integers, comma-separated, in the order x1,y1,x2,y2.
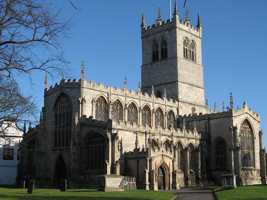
95,96,109,121
85,132,106,174
142,105,151,127
127,103,138,124
215,137,227,170
177,144,185,171
112,100,123,122
161,39,168,60
240,120,255,168
190,41,196,62
167,110,176,129
155,108,164,128
152,41,159,62
189,145,196,171
54,94,72,147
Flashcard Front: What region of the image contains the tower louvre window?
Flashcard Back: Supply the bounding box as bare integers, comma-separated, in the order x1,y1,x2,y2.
161,39,168,60
183,38,196,62
152,41,159,62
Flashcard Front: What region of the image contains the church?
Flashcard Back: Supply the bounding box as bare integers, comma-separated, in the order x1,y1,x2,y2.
19,3,267,191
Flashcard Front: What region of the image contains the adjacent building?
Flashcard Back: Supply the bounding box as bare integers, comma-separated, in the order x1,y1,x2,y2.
0,122,23,185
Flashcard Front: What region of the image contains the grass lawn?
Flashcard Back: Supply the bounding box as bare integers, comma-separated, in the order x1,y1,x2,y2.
0,187,174,200
216,185,267,200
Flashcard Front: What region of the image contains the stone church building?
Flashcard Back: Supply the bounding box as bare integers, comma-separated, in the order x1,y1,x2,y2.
19,4,267,191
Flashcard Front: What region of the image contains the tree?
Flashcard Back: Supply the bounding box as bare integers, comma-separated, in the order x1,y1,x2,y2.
0,0,69,136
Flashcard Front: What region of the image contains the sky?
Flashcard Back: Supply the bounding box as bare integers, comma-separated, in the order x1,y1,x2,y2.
20,0,267,146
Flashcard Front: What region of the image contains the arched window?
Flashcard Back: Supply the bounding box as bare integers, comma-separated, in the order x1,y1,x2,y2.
112,100,123,122
240,120,255,168
155,108,164,128
190,41,196,62
183,38,196,62
54,94,72,147
167,111,176,129
161,39,168,60
215,137,227,170
183,38,190,60
127,103,138,124
177,143,184,171
142,105,151,127
188,145,196,171
95,96,109,121
85,132,106,174
152,41,159,62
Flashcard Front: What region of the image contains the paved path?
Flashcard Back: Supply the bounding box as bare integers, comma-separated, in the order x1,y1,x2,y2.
175,188,214,200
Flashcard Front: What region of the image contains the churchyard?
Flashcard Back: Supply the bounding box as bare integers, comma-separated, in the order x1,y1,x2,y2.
0,187,174,200
215,185,267,200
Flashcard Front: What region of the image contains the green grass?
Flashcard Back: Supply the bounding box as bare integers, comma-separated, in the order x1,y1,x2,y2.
216,185,267,200
0,187,174,200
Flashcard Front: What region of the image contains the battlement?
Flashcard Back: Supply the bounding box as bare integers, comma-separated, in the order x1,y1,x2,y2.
141,14,201,38
82,79,178,106
45,78,178,106
45,78,81,95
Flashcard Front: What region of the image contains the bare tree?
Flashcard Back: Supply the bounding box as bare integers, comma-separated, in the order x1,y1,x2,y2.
0,0,70,135
0,77,35,132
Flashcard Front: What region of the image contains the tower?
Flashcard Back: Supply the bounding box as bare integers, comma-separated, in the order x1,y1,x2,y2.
141,5,207,114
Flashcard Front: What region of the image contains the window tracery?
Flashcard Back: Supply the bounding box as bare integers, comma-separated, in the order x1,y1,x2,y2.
240,120,255,168
95,96,109,121
142,105,151,127
161,39,168,60
152,41,159,62
215,137,227,170
111,100,123,122
155,108,164,128
183,38,196,62
54,94,72,147
167,111,176,129
127,103,138,124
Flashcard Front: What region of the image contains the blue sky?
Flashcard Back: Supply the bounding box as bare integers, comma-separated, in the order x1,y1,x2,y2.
21,0,267,146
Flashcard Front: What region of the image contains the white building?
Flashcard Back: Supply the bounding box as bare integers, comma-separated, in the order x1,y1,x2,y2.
0,122,23,185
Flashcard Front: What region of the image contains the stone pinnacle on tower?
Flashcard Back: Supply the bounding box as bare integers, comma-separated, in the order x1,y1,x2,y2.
173,0,178,16
230,92,234,110
141,14,146,28
80,61,85,81
156,8,162,25
151,85,155,96
123,76,128,89
44,72,48,90
197,13,202,29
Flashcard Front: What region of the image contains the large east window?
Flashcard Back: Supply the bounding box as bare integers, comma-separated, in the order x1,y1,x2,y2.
54,94,72,147
240,120,255,168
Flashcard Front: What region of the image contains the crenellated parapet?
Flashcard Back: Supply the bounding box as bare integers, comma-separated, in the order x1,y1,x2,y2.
141,6,202,39
45,78,81,96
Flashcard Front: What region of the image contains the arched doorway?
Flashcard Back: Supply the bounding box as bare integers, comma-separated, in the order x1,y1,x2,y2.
158,166,166,190
54,156,67,186
157,163,169,190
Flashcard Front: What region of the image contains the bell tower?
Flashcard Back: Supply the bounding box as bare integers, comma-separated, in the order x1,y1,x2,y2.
141,3,207,114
